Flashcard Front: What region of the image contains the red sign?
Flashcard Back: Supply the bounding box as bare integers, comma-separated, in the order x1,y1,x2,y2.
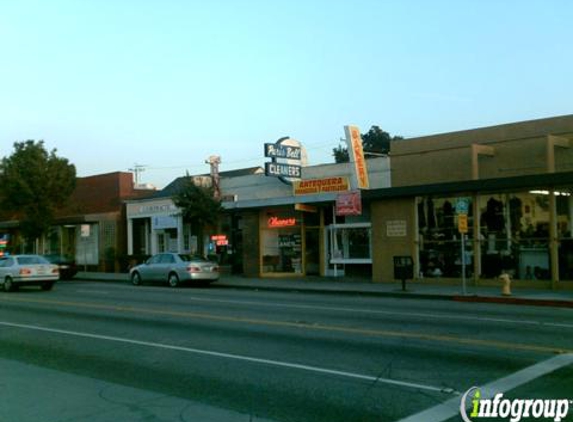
336,191,362,216
268,216,297,228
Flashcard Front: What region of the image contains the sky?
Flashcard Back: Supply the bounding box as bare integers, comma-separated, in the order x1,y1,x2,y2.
1,0,572,188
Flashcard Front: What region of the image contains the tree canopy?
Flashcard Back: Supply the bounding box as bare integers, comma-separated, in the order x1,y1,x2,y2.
172,176,223,255
332,125,404,163
0,140,76,242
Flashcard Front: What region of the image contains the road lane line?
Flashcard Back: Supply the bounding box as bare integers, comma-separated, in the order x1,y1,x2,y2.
0,320,452,395
1,296,571,354
66,287,573,329
396,353,573,422
175,297,573,329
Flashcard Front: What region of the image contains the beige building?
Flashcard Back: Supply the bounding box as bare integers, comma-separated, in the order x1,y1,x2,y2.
369,115,573,289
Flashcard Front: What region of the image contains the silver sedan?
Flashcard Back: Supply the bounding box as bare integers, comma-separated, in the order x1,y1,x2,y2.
129,253,220,287
0,254,59,292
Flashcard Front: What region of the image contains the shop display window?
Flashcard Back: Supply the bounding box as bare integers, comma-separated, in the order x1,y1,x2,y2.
418,197,473,278
417,188,573,280
262,211,302,274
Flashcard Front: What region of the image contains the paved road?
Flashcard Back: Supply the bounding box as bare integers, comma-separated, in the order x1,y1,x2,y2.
0,279,572,422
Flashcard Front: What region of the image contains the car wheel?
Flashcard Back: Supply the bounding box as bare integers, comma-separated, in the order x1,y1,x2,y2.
4,277,14,292
167,272,179,288
41,282,55,291
131,272,142,286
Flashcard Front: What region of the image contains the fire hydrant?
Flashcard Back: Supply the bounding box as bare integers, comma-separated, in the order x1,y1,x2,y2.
500,272,512,296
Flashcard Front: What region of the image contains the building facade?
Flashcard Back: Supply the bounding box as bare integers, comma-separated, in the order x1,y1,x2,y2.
125,158,392,277
0,172,154,271
368,115,573,289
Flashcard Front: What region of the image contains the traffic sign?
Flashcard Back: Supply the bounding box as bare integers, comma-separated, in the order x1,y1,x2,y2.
455,198,470,215
458,214,468,233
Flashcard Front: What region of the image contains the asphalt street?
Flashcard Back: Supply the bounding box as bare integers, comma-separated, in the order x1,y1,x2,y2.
0,279,572,422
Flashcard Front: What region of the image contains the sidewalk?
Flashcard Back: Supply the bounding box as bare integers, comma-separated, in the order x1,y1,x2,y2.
75,272,573,308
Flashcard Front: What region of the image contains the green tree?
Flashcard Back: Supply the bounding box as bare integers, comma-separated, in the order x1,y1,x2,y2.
0,140,76,244
172,176,224,256
332,125,404,163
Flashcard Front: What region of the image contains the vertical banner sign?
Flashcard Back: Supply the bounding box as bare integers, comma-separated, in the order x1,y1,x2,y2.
344,125,370,189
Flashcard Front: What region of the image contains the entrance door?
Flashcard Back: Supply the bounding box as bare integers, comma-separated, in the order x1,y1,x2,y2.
305,228,320,275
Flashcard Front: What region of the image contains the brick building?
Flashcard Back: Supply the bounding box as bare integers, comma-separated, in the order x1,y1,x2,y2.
0,172,154,272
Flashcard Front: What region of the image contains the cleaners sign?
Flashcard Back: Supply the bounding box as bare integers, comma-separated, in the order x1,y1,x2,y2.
264,137,304,185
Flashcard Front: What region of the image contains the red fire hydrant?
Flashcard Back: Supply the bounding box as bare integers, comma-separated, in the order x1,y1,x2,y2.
500,273,512,296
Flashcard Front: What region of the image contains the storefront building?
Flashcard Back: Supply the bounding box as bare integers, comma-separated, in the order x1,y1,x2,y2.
125,156,391,277
222,156,391,277
125,168,264,262
0,172,154,271
368,115,573,289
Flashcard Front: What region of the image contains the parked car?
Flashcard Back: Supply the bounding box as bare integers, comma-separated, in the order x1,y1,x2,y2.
0,254,59,292
129,253,220,287
43,254,78,280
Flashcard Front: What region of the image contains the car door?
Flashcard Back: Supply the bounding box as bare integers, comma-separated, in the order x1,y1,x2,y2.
140,254,163,281
158,253,177,281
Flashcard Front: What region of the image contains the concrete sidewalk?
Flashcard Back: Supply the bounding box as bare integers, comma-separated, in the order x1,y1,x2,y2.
75,272,573,308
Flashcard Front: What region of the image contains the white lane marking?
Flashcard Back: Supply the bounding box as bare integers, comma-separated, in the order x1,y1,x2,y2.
396,353,573,422
148,296,573,329
63,283,573,328
0,321,452,395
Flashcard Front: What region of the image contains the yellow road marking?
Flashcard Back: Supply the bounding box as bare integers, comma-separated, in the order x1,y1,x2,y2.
1,296,570,355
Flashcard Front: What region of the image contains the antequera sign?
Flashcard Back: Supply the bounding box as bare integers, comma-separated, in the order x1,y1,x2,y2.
264,137,304,185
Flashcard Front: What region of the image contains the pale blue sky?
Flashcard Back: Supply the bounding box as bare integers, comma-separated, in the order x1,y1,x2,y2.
1,0,571,187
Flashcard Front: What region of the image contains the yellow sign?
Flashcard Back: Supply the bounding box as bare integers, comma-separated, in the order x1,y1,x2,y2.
458,214,468,234
294,204,318,213
345,125,370,190
293,177,350,195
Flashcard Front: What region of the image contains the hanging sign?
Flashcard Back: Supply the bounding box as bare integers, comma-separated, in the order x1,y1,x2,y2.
264,137,306,185
336,191,362,216
344,125,370,189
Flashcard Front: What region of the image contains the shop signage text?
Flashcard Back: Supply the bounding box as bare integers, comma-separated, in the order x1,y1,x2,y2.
293,177,350,195
265,162,301,179
345,125,370,189
386,220,407,237
336,191,362,216
264,137,304,185
268,216,297,228
264,143,301,160
211,234,229,246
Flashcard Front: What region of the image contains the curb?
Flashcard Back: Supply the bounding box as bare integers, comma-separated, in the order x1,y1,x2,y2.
70,276,573,308
453,295,573,308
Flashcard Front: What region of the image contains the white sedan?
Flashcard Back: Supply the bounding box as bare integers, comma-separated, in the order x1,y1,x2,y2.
0,254,59,292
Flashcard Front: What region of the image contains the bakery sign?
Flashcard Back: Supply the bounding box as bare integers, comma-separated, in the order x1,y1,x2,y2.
264,137,306,185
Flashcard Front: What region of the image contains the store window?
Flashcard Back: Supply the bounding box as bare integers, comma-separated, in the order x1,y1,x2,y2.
557,189,573,281
418,197,472,278
261,212,302,274
329,224,372,263
478,192,555,280
418,190,572,280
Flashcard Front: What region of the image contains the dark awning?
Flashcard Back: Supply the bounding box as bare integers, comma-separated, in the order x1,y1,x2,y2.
363,171,573,200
